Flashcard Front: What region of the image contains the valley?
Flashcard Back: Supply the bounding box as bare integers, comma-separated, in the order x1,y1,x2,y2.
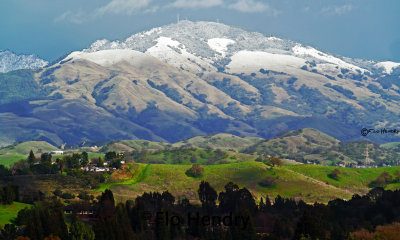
1,129,400,209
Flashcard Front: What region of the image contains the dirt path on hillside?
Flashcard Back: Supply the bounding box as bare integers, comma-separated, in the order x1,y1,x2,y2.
284,168,355,197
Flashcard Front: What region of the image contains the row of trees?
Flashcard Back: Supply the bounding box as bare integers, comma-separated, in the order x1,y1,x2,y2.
7,151,91,175
0,184,18,205
3,180,400,240
5,150,125,176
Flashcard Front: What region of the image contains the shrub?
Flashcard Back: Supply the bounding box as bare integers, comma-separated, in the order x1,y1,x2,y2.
186,164,204,177
394,170,400,182
78,192,94,200
268,156,283,168
53,189,63,197
259,176,277,187
61,193,75,199
328,169,342,180
369,171,393,188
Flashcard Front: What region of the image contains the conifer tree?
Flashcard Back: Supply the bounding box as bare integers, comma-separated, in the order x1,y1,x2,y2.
28,150,36,166
81,152,89,166
69,215,95,240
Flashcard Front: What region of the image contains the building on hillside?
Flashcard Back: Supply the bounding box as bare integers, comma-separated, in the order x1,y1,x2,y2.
64,203,96,221
50,151,64,155
81,165,109,172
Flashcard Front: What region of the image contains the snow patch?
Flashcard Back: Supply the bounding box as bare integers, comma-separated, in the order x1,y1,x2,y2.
144,27,162,36
0,50,48,73
86,39,110,52
207,38,235,57
292,45,367,72
146,37,216,72
375,61,400,74
267,37,282,41
226,51,306,74
66,49,151,67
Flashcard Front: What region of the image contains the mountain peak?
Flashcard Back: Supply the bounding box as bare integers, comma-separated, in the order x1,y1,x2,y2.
0,50,48,73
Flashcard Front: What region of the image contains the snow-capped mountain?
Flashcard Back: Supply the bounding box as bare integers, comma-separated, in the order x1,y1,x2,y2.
1,21,400,146
0,50,48,73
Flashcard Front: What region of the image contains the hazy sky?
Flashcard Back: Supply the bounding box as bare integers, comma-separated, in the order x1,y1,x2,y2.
1,0,399,62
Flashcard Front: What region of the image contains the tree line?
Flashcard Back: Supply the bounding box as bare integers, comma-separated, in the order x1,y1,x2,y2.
2,181,400,240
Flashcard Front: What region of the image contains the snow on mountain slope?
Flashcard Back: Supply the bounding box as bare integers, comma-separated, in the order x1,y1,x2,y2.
375,61,400,74
226,50,306,74
0,50,48,73
145,37,216,72
292,45,367,73
66,49,154,67
74,21,383,77
207,38,235,57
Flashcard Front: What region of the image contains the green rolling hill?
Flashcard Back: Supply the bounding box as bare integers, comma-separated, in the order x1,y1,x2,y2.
0,141,59,166
99,161,400,204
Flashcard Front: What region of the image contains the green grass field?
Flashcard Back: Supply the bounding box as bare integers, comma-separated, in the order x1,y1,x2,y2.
1,150,400,205
96,162,400,204
0,202,30,226
0,154,26,167
87,152,105,160
286,164,400,194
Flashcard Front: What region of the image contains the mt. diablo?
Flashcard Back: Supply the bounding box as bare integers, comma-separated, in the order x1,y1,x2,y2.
1,21,400,147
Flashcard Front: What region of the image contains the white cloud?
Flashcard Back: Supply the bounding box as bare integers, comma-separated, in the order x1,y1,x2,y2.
170,0,223,8
322,4,353,15
95,0,154,15
55,0,281,24
228,0,279,14
54,10,86,24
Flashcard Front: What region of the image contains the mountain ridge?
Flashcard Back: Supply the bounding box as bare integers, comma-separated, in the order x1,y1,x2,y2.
0,50,48,73
1,21,400,146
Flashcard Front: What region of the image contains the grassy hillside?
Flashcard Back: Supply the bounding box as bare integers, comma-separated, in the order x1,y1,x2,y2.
243,128,400,166
380,142,400,149
172,133,263,151
0,202,31,226
96,162,400,204
0,69,42,105
101,134,263,153
101,140,171,152
129,147,256,165
0,141,59,166
0,141,59,155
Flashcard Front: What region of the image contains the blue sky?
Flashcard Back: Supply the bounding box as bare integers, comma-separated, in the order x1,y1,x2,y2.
1,0,399,62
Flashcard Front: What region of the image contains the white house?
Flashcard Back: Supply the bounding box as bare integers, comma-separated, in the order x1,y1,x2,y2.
51,151,64,155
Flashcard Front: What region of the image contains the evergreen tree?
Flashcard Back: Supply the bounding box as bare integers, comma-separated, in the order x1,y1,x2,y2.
98,189,115,218
2,184,16,204
28,150,36,166
97,157,104,167
40,153,52,165
114,203,135,240
105,152,117,161
17,200,68,240
230,208,256,240
69,215,95,240
0,224,17,240
198,181,217,213
81,152,89,166
56,158,65,173
259,197,266,212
